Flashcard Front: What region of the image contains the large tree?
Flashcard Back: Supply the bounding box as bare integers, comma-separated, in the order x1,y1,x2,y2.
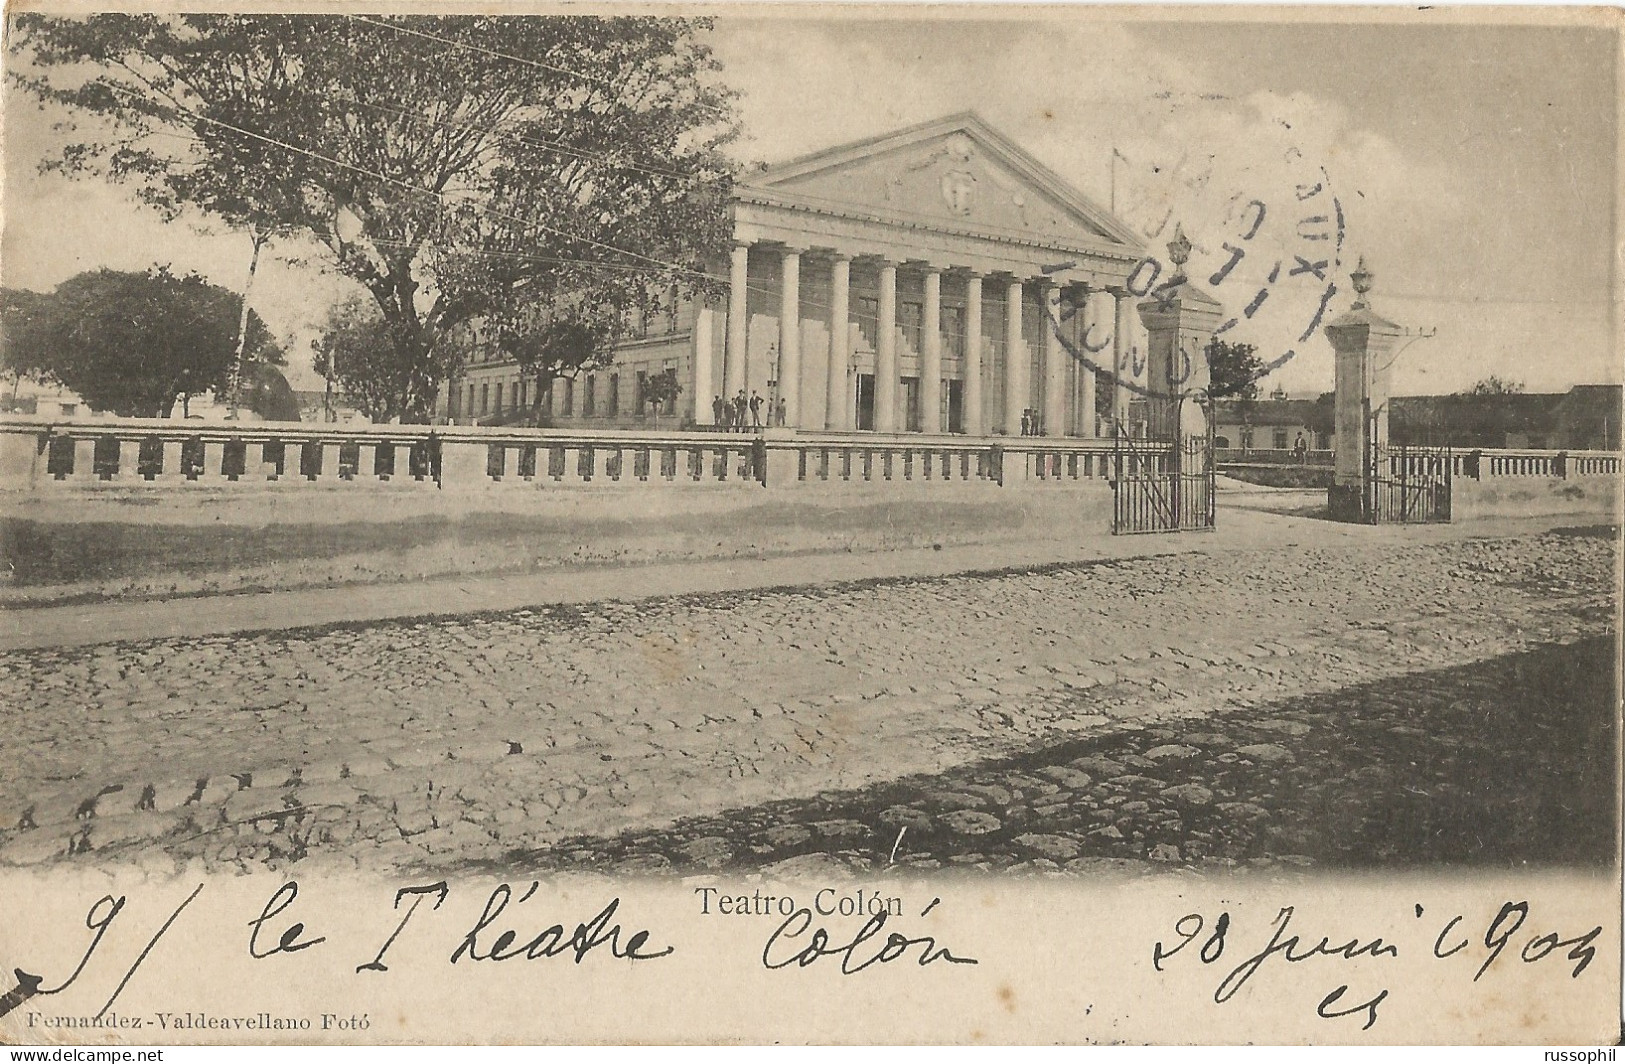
311,296,422,424
0,288,58,407
1204,337,1265,400
2,268,284,418
11,14,738,422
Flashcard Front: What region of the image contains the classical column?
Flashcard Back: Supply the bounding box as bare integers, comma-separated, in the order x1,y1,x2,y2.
724,243,749,399
920,268,942,433
1041,280,1065,438
826,254,850,431
692,303,714,424
778,247,801,428
875,261,898,433
1077,287,1103,437
1112,289,1135,434
963,273,984,436
1003,277,1025,435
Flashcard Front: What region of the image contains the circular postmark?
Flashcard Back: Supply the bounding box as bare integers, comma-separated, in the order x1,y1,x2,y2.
1045,131,1351,410
1112,141,1349,388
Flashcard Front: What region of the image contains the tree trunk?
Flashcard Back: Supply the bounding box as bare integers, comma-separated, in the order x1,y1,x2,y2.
227,230,267,420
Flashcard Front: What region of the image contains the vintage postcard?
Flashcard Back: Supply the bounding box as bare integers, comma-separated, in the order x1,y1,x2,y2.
0,2,1619,1047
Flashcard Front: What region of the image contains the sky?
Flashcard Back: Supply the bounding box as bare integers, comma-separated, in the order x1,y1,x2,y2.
2,9,1617,397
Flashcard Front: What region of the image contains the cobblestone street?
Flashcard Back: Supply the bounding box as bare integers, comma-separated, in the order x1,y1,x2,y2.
527,635,1615,878
0,523,1615,877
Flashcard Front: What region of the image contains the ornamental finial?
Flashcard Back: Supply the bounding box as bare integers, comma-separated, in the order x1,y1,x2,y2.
1350,256,1374,308
1167,223,1191,282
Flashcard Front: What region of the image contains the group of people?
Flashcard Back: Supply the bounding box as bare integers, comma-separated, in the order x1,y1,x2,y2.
711,390,788,431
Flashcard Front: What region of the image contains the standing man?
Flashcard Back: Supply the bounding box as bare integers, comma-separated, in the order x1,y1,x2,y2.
712,394,725,428
734,390,748,432
749,391,764,429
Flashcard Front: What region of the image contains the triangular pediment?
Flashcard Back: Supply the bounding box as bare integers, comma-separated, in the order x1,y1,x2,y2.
744,113,1141,249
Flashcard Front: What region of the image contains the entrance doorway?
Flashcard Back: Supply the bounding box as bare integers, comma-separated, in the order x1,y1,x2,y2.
902,376,921,432
855,373,875,431
946,379,964,434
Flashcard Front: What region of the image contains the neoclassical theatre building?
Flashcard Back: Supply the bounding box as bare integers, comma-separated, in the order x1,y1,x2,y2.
444,113,1153,436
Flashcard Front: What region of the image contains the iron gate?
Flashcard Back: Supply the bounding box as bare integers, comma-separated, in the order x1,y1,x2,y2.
1366,439,1452,524
1111,399,1216,535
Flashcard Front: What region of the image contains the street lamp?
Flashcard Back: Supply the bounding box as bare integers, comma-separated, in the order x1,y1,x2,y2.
765,343,779,427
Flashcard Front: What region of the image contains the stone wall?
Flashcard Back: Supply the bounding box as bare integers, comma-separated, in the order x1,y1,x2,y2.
1452,474,1620,522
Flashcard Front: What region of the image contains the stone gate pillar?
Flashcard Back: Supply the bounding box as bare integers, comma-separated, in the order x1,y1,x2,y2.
1326,258,1405,521
1137,225,1221,472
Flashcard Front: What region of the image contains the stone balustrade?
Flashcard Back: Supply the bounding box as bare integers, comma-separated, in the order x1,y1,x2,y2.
775,433,1161,488
10,417,1613,496
0,417,1171,494
1385,448,1622,481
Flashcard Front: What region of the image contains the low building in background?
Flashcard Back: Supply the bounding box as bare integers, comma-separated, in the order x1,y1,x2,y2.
1213,394,1332,454
1390,385,1621,450
292,390,371,425
1,379,246,422
1214,384,1620,457
4,364,305,423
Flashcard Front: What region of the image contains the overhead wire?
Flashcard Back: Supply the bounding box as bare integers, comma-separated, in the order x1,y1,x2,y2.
342,14,736,121
334,91,730,189
98,67,1125,357
101,80,717,284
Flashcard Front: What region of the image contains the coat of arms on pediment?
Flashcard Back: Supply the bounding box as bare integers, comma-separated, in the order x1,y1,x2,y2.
940,169,977,216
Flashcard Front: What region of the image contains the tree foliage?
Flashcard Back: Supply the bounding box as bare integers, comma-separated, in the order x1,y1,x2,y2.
1464,376,1524,396
239,361,301,422
1305,391,1336,437
312,296,418,423
1204,337,1265,400
12,14,739,421
642,367,682,425
1,268,283,418
494,308,621,393
0,288,58,387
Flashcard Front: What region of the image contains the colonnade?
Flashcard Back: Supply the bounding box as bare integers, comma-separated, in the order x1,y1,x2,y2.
704,243,1139,436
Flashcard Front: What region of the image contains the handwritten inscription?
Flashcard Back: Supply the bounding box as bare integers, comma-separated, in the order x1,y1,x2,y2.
0,880,1602,1037
762,901,978,974
1153,901,1602,1030
0,879,673,1025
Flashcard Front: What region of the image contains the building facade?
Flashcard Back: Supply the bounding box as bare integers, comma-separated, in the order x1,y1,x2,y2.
443,113,1154,436
1213,394,1332,453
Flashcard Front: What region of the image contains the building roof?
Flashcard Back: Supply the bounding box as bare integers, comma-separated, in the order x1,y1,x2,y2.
1213,397,1325,427
736,111,1147,265
1217,386,1617,434
1552,383,1622,420
1390,392,1563,434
